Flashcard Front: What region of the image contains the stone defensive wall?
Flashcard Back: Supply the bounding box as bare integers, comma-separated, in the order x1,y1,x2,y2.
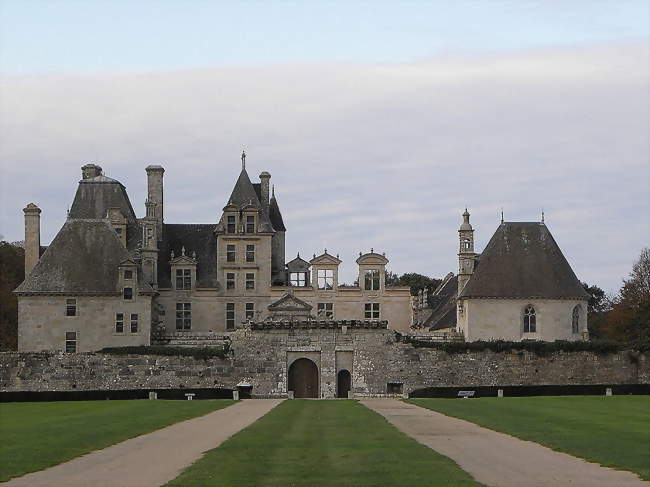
1,326,648,398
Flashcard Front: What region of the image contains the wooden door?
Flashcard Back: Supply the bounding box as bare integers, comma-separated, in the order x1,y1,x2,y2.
288,358,319,398
337,369,351,398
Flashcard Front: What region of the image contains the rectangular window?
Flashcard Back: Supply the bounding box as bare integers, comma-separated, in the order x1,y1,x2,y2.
226,273,236,290
289,272,306,286
317,269,334,290
130,313,138,333
226,244,236,262
124,270,133,280
175,303,191,330
246,273,255,290
175,269,192,289
364,302,380,319
246,215,255,233
227,215,236,233
317,302,334,319
65,298,77,317
246,244,255,262
226,302,235,330
364,270,380,291
115,313,124,333
123,287,133,300
245,302,255,320
65,331,77,353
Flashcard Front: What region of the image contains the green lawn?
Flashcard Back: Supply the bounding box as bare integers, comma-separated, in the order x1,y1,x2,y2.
166,400,484,487
408,396,650,480
0,399,234,482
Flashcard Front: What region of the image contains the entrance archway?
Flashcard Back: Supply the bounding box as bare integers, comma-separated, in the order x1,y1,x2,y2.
337,369,351,398
288,358,319,398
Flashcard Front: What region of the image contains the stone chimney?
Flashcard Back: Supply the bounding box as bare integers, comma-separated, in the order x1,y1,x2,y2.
81,164,102,179
145,165,165,232
259,171,271,212
23,203,41,276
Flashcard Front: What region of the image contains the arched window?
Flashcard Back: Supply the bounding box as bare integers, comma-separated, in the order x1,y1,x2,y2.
523,305,536,333
572,305,580,334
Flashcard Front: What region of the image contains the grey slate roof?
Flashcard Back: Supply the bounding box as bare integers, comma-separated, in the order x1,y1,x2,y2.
269,195,286,231
69,177,137,222
15,219,152,294
425,273,458,331
459,222,590,300
157,224,218,288
217,169,274,233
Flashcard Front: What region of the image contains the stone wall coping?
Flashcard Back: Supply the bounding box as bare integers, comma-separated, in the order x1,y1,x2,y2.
250,319,388,330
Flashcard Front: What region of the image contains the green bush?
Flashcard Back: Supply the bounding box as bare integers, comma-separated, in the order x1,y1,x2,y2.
395,334,648,356
98,345,230,360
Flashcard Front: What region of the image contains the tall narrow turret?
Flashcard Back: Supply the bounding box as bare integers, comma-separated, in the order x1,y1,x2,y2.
458,208,476,294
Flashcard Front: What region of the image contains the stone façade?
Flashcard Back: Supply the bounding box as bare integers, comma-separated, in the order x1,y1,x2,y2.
1,327,647,398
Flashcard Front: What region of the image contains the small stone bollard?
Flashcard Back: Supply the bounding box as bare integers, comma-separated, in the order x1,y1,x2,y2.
498,389,504,398
148,391,158,400
233,390,239,401
185,393,195,401
288,390,294,399
606,387,613,396
347,390,354,399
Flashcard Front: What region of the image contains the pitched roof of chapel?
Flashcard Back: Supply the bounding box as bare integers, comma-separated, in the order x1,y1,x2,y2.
15,219,153,294
459,222,589,300
425,273,458,331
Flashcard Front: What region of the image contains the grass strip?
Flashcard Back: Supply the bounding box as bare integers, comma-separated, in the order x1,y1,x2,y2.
408,396,650,480
0,399,234,481
166,400,484,487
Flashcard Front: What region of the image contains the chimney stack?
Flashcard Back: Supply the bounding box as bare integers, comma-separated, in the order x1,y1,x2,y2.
23,203,41,276
259,171,271,212
145,165,165,232
81,164,102,179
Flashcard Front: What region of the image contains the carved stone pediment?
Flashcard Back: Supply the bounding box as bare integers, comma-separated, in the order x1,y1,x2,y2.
268,291,313,312
310,252,342,266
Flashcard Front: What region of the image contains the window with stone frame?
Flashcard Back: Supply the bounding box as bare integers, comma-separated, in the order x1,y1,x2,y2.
115,313,124,333
226,303,235,330
176,302,192,330
289,272,307,286
65,298,77,317
364,270,380,291
245,272,255,290
123,269,133,280
227,215,236,233
245,302,255,320
226,244,236,262
175,269,192,290
123,287,133,300
65,331,77,353
130,313,138,333
226,273,236,290
523,305,536,333
317,302,334,319
364,302,380,319
246,244,255,262
246,215,255,233
572,305,580,334
317,269,334,290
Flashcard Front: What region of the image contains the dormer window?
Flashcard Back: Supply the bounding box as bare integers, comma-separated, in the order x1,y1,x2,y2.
317,269,334,290
123,287,133,300
364,270,380,291
175,269,192,290
246,215,255,233
290,272,307,286
227,215,236,233
124,270,133,280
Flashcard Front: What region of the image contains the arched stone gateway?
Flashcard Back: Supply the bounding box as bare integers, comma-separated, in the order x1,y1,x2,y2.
288,358,319,398
337,369,351,398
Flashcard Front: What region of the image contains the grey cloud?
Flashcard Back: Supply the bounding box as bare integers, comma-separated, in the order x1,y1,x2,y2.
0,43,647,291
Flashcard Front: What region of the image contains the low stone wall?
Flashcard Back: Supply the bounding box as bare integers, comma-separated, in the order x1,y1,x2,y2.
0,327,647,398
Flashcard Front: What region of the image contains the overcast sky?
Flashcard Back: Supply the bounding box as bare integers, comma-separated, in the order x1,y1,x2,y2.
0,1,648,292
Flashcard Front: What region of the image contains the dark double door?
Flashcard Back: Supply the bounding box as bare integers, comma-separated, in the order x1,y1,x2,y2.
288,358,319,398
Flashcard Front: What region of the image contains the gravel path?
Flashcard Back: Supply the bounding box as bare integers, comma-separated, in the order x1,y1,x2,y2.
362,398,648,487
6,399,283,487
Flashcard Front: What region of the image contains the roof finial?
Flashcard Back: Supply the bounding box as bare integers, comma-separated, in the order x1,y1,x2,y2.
241,150,246,170
272,184,275,197
541,209,545,223
181,246,185,256
500,207,504,224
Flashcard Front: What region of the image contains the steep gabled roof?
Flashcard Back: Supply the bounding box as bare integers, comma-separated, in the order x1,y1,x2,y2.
425,273,458,331
269,194,286,231
157,224,218,288
69,176,137,223
15,220,142,294
459,222,589,300
217,169,274,233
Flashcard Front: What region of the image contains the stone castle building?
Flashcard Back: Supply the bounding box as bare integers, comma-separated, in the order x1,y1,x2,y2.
15,156,411,353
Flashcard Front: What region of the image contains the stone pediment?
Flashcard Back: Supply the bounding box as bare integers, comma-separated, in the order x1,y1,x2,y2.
118,258,137,267
169,247,198,266
268,291,313,312
356,251,389,265
310,252,342,266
